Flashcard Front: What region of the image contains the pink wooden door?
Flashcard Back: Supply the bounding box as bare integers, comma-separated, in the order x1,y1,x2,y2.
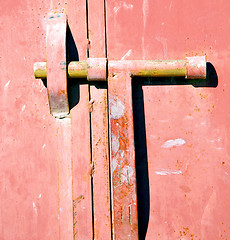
1,0,230,240
0,1,110,239
105,0,230,239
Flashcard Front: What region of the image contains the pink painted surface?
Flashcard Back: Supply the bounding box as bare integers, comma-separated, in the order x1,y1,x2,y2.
108,70,138,239
106,0,230,239
71,84,92,239
88,0,112,239
55,118,73,240
46,13,73,239
0,0,92,239
0,1,59,239
68,0,93,239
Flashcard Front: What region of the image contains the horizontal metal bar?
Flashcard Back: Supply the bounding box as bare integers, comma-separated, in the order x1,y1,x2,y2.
68,61,88,78
109,60,188,77
33,56,206,80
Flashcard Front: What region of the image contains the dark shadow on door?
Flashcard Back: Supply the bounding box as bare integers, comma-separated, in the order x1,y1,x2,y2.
132,62,218,240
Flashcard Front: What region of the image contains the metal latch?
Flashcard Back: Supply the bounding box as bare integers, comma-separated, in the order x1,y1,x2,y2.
33,13,206,118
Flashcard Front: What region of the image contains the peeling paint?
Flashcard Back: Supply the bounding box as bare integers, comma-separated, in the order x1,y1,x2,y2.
111,134,119,155
120,150,125,159
112,157,118,173
120,166,134,184
162,138,186,148
155,170,182,176
110,99,125,119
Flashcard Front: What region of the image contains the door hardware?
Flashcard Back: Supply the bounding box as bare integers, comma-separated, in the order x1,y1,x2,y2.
34,56,206,80
34,13,206,120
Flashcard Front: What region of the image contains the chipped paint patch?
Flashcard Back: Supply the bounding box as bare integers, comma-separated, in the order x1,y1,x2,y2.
110,99,125,119
42,144,46,149
111,134,119,155
21,105,26,112
38,194,42,199
4,80,10,90
33,202,37,215
120,166,134,184
113,2,134,13
162,138,186,148
121,49,132,60
120,150,125,159
155,170,182,176
112,157,118,173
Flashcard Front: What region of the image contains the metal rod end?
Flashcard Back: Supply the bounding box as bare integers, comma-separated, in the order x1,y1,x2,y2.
33,62,47,78
186,56,206,79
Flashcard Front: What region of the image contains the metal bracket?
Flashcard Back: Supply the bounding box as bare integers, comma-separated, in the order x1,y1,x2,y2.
46,12,69,118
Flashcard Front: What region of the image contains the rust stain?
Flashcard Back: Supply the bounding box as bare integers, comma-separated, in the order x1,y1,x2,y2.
73,194,85,204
